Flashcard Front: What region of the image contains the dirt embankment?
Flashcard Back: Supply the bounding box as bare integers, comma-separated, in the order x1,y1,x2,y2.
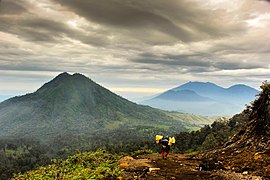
119,153,264,180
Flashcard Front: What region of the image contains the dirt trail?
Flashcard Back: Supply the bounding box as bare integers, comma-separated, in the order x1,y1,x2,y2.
119,153,263,180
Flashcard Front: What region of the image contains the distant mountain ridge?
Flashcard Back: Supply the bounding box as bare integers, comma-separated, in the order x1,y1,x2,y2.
142,81,259,116
157,89,213,102
178,82,257,103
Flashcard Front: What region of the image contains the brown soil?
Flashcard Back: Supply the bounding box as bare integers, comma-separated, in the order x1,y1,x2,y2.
119,153,264,180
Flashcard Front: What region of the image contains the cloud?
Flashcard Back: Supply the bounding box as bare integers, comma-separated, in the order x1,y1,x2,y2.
132,53,210,67
131,51,263,74
55,0,245,44
0,15,110,46
0,0,270,100
200,68,270,78
0,0,111,47
0,0,27,15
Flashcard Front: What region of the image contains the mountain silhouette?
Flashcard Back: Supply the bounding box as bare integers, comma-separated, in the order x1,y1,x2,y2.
0,72,185,141
157,90,213,102
142,81,258,116
173,82,258,103
173,81,225,98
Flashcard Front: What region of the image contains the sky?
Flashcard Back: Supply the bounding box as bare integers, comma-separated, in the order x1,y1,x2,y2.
0,0,270,102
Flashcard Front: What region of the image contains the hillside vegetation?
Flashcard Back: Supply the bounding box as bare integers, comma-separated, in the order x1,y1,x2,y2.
13,150,122,179
200,81,270,177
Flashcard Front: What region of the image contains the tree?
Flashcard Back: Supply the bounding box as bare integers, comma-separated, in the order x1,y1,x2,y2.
202,134,218,150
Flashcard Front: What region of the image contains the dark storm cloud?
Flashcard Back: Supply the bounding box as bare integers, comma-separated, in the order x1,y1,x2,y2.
20,18,97,44
0,64,58,72
0,16,65,42
131,53,213,74
213,61,262,70
209,40,270,55
132,52,263,72
0,0,112,46
132,53,212,67
0,14,109,46
0,0,27,15
55,0,243,44
0,0,246,47
55,0,190,42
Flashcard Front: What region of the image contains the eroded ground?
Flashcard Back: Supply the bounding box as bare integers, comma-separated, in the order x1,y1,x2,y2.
119,153,264,180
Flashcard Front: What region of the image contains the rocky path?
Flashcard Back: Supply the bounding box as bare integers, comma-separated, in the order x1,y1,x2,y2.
119,153,263,180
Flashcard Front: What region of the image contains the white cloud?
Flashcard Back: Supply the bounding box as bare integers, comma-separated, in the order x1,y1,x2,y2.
200,68,270,76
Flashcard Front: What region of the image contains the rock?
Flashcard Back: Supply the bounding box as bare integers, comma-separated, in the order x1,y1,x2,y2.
242,171,248,175
119,162,129,167
149,167,160,173
254,153,262,160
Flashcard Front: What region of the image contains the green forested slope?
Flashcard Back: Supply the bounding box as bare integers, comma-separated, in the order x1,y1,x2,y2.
13,150,122,179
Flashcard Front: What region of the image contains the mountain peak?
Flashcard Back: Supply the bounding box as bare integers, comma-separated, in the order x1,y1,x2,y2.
58,71,71,76
228,84,255,90
36,72,93,93
186,81,215,85
172,81,224,94
72,73,92,81
156,89,212,102
54,72,71,80
54,72,89,80
227,84,258,94
48,72,71,84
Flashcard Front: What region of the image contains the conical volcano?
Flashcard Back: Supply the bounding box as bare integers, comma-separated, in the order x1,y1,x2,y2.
0,72,184,141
